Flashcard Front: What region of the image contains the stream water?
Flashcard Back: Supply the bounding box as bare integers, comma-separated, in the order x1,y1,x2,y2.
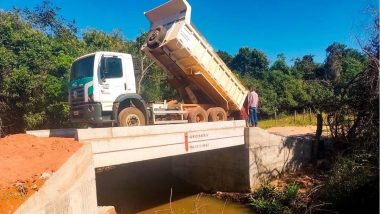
95,157,253,214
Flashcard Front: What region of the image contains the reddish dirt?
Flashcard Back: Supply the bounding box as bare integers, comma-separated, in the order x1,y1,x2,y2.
0,134,81,213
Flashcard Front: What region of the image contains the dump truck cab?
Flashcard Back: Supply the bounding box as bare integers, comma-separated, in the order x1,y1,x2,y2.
69,51,146,125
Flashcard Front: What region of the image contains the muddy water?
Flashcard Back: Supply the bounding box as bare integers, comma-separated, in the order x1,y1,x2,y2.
96,157,253,214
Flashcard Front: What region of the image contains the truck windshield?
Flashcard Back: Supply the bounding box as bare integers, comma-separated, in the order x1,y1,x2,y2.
70,55,95,81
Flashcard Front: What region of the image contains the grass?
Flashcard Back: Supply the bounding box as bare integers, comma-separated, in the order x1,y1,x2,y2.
249,182,304,214
258,113,318,129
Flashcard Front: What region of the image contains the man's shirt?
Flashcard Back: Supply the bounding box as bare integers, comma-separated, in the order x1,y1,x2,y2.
248,91,259,108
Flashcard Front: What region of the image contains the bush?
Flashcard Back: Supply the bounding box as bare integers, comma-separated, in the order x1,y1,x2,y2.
322,152,379,213
249,182,304,214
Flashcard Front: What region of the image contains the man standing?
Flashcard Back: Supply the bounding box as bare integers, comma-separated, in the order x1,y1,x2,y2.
248,86,259,127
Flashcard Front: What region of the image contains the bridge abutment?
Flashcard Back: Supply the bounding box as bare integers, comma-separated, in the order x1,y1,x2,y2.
171,127,312,192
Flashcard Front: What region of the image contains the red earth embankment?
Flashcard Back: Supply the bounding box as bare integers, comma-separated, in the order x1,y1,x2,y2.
0,134,81,213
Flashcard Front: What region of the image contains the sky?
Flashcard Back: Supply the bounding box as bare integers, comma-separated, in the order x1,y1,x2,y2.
0,0,377,64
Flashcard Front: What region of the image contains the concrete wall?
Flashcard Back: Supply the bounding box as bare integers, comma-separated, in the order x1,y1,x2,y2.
15,145,98,214
247,127,312,189
171,127,312,192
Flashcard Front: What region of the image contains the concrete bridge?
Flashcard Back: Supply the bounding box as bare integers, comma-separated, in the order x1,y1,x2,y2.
77,121,246,168
17,121,312,213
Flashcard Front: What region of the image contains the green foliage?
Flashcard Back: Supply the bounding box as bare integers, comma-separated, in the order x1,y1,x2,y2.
83,29,132,52
270,54,290,75
217,50,233,66
21,0,77,36
140,67,168,102
283,183,299,203
230,47,269,78
249,182,303,214
292,55,318,79
45,102,71,128
317,16,379,214
322,152,379,213
239,75,279,114
325,42,346,81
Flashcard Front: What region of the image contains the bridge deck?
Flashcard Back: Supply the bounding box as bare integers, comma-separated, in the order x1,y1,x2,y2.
27,121,246,168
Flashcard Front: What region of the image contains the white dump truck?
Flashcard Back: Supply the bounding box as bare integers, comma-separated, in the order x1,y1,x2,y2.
69,0,248,126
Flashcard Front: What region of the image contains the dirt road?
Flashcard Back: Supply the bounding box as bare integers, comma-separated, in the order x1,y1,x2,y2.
266,125,317,137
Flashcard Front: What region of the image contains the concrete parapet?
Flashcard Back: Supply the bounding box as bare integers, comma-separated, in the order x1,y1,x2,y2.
75,120,246,140
15,145,98,214
80,121,246,168
26,128,77,138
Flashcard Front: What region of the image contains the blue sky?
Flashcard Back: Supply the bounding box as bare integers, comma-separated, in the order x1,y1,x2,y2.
0,0,377,64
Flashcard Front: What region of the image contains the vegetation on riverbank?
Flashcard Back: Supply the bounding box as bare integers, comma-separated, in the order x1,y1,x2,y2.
249,182,302,214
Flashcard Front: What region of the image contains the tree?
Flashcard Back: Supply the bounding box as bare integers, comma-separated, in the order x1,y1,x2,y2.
239,75,279,115
21,0,77,38
131,32,158,95
230,47,269,78
83,29,131,52
325,42,346,81
292,55,318,79
271,54,290,74
217,50,233,67
0,3,83,133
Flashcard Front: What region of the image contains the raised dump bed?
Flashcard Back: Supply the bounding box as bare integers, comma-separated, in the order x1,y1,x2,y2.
142,0,248,115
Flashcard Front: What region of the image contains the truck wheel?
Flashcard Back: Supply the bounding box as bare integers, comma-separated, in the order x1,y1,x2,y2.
146,25,167,49
118,107,146,126
187,107,208,123
207,107,227,122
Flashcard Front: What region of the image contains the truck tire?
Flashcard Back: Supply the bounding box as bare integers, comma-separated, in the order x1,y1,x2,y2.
118,107,146,126
146,25,167,49
207,107,227,122
187,107,208,123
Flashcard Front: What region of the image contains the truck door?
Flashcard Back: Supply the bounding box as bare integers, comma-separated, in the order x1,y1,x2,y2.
99,55,127,111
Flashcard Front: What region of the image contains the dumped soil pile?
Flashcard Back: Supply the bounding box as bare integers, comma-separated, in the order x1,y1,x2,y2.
0,134,81,213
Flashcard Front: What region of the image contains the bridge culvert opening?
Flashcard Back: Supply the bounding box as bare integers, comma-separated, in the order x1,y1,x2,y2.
95,152,251,214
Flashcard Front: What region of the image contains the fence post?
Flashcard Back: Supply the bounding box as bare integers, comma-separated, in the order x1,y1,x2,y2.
309,108,312,124
294,110,296,123
274,111,277,126
303,109,305,122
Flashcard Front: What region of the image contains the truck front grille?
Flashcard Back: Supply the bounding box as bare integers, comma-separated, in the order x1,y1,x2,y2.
70,87,85,106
